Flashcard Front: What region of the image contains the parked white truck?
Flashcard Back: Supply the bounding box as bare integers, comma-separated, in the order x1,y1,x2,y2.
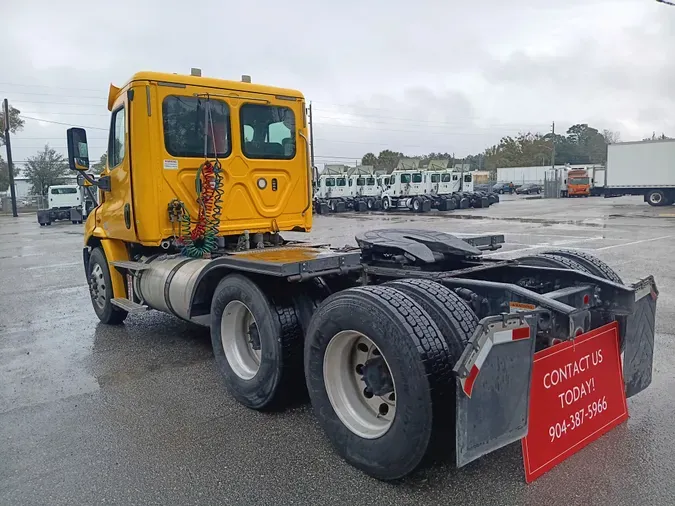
37,184,84,226
598,140,675,206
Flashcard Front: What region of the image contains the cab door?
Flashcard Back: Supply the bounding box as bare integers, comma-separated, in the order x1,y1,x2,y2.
96,94,137,241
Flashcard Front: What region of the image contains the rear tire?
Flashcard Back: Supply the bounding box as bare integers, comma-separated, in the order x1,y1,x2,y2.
647,190,669,207
516,252,591,273
305,285,453,481
87,247,128,325
367,198,375,210
540,249,622,283
211,274,304,410
539,249,626,350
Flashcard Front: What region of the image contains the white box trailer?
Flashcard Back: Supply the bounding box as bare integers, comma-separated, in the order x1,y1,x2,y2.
497,166,549,185
602,140,675,206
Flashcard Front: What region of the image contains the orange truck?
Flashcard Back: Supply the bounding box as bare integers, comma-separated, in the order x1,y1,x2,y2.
566,168,591,197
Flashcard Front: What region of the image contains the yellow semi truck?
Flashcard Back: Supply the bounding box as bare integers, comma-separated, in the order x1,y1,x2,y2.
67,70,658,481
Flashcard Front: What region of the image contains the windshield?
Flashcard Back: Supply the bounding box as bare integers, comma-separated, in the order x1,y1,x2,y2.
442,174,452,182
570,177,590,185
430,174,440,183
366,177,375,186
336,178,346,187
325,178,335,187
356,177,365,186
51,187,78,194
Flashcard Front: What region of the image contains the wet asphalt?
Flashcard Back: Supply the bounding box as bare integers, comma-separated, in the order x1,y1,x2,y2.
1,195,674,505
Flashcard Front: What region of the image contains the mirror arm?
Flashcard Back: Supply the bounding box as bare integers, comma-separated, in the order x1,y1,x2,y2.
81,172,111,192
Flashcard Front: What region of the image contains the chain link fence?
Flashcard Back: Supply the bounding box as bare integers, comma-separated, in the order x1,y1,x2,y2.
0,195,48,215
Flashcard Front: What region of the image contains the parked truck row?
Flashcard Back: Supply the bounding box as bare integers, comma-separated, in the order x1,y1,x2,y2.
314,168,499,214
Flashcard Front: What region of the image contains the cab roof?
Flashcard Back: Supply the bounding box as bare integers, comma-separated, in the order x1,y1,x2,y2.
108,71,304,111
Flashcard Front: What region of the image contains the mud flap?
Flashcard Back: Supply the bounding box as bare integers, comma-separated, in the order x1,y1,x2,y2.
623,277,658,398
453,315,537,468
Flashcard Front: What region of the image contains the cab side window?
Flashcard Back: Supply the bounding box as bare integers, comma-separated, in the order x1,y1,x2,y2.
109,107,126,168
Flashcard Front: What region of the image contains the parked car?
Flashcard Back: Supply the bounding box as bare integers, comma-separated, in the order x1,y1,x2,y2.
474,183,492,192
492,182,514,194
515,183,542,195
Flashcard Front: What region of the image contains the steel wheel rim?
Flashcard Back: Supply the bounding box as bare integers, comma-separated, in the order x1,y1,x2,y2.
323,330,396,439
650,193,662,204
221,300,261,380
89,263,107,309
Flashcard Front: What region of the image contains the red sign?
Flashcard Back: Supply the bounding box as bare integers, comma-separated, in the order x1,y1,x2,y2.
522,322,628,483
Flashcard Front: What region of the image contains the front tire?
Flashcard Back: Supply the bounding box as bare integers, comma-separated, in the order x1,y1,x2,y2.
382,197,391,211
305,285,453,481
210,274,304,410
87,247,128,325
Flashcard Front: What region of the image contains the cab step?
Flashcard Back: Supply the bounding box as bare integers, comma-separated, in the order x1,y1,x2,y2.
111,260,151,271
111,298,148,314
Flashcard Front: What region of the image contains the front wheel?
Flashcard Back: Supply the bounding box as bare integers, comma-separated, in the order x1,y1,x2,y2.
382,197,391,211
87,247,128,325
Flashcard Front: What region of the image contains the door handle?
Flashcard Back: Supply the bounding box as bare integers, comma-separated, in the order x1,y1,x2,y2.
124,203,131,229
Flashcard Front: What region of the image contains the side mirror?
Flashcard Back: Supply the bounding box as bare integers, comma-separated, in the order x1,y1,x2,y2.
67,127,90,171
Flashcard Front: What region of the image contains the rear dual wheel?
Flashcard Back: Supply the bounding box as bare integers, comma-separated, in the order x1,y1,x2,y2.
305,282,477,481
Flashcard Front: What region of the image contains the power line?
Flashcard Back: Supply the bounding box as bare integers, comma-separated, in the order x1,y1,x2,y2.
0,82,104,92
313,121,520,136
313,109,549,130
0,90,106,99
22,116,108,130
20,111,109,117
10,100,106,107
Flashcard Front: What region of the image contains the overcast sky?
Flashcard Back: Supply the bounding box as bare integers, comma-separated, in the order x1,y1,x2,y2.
2,0,673,168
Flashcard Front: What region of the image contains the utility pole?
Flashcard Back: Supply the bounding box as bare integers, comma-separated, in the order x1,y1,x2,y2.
551,121,556,169
308,102,315,171
3,99,18,217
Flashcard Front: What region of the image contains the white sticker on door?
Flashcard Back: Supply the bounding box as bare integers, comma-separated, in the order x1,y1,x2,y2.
163,159,178,169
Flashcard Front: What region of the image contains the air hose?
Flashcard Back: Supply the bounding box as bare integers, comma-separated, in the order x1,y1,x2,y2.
175,97,225,258
179,159,223,258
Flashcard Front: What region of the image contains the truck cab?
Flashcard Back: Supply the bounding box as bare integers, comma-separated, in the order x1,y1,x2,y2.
48,185,81,210
386,170,427,197
73,71,311,248
567,168,590,197
350,174,379,198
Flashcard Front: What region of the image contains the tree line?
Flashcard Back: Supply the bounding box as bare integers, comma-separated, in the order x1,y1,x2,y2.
361,124,672,172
